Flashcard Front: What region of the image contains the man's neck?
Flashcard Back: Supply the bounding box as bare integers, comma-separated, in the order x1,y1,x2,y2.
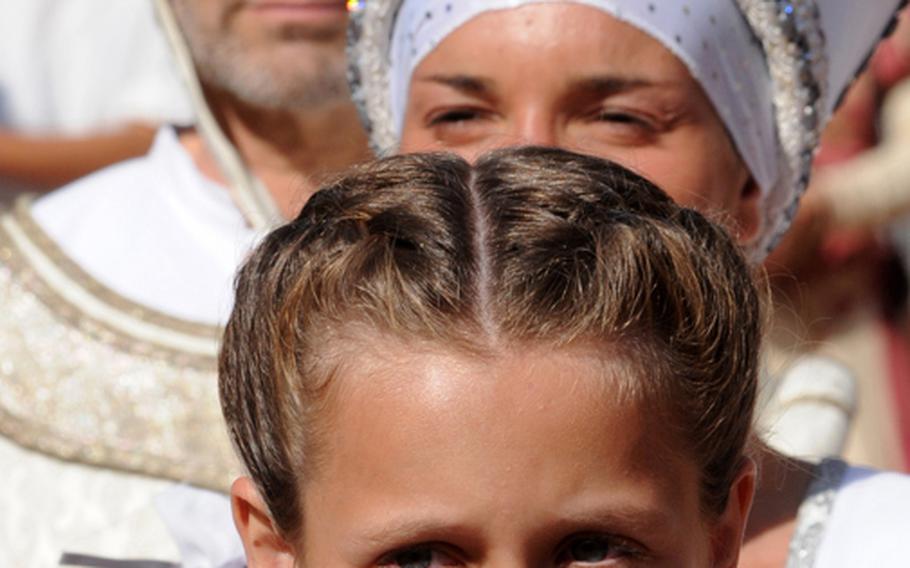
180,87,371,221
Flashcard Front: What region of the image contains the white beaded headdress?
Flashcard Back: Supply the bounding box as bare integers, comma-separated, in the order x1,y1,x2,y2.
348,0,906,254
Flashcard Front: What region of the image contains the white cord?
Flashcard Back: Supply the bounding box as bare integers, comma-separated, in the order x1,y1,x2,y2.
153,0,282,230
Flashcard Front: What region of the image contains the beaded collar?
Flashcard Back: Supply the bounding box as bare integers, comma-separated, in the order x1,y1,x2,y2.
786,458,849,568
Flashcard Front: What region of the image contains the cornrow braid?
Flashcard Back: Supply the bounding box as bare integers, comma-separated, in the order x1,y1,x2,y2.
219,146,761,540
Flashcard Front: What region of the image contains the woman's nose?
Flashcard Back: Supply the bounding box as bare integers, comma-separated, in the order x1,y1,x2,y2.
512,111,559,147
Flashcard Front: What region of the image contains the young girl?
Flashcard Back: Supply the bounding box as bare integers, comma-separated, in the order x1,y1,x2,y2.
219,147,763,566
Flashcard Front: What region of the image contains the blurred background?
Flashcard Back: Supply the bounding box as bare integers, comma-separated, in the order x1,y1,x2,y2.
0,0,193,196
764,9,910,472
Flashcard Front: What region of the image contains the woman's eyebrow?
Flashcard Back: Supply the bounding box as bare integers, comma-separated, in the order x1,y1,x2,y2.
420,73,495,97
569,74,670,97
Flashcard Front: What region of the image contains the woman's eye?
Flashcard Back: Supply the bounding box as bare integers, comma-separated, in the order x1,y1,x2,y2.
595,111,652,129
378,545,460,568
582,108,659,146
423,107,497,147
427,108,484,125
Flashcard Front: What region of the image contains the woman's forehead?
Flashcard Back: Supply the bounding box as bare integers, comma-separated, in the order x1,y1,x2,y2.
414,4,695,85
389,0,775,195
438,5,680,59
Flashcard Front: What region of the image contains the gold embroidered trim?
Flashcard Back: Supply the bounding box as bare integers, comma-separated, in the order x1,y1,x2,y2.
0,265,237,491
0,197,238,490
0,196,220,369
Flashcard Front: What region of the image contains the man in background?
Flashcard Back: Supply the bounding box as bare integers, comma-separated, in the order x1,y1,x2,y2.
0,1,369,566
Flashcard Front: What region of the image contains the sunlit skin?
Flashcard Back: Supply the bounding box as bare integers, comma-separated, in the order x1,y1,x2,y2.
177,0,351,91
399,4,760,242
172,0,370,218
232,344,755,567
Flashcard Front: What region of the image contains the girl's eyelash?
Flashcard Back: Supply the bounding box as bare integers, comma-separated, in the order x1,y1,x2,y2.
556,532,651,564
376,542,461,567
375,534,649,567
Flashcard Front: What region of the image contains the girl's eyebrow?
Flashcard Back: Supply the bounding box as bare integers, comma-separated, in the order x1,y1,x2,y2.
352,515,478,546
546,505,675,535
350,505,672,546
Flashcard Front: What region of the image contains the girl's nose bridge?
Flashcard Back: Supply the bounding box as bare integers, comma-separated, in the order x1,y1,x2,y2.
481,537,550,568
483,553,535,568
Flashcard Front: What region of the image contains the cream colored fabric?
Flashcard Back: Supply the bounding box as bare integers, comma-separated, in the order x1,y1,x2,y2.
0,437,178,567
761,356,856,461
0,129,255,566
764,306,905,471
31,128,260,325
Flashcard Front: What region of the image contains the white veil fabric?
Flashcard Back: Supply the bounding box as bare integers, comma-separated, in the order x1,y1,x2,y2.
348,0,906,255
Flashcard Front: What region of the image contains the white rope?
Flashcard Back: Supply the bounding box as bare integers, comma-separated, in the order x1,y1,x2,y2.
152,0,282,230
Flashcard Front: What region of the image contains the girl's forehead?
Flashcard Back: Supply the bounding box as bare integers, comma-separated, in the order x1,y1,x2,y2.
317,344,684,474
303,345,701,544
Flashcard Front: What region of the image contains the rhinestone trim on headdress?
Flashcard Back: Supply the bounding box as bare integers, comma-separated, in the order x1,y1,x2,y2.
739,0,907,252
735,0,828,253
347,0,405,156
785,458,848,567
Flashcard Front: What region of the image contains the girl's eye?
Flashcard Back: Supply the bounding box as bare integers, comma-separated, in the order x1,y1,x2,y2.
558,534,642,566
378,545,460,568
570,536,613,563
